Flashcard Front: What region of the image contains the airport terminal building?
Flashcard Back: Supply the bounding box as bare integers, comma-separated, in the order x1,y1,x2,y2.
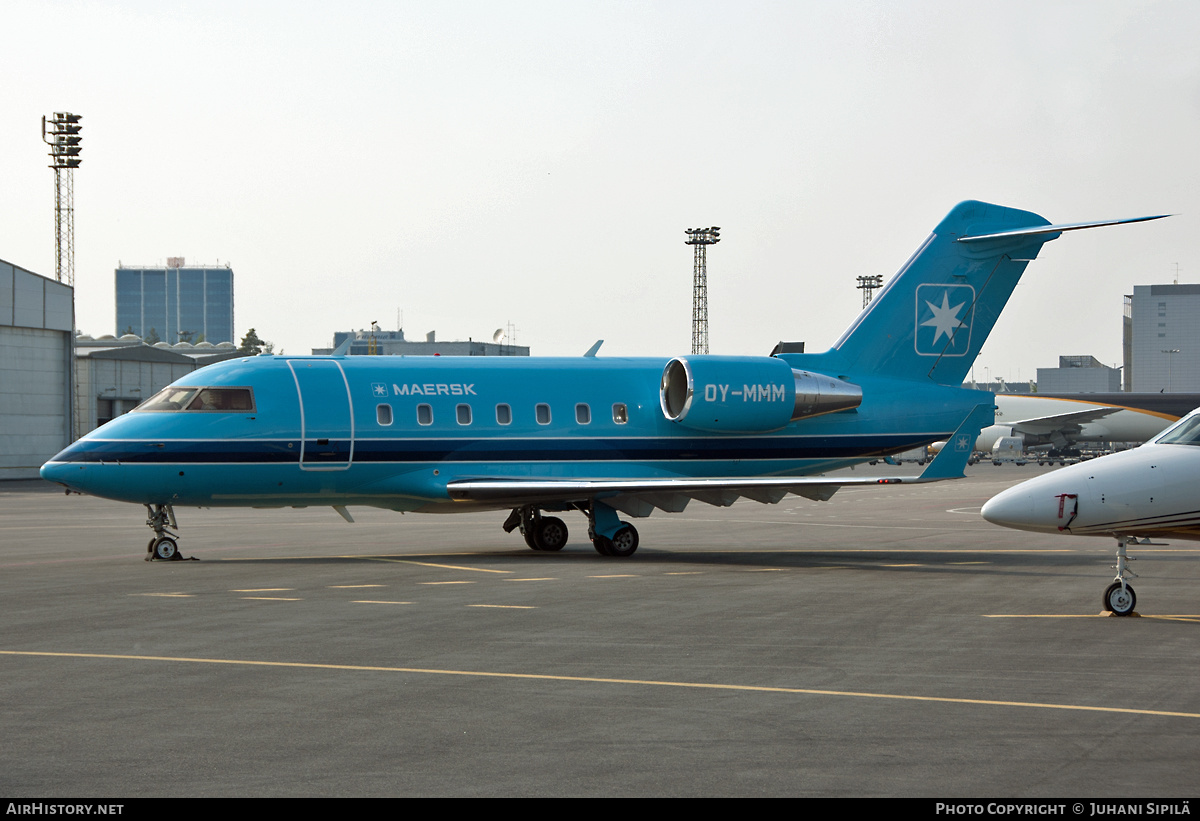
0,259,74,480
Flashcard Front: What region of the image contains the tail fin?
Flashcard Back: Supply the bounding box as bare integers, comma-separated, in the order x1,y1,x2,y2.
827,201,1166,386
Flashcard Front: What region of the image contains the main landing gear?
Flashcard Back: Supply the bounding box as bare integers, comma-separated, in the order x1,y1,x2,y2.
503,506,570,552
1102,535,1138,616
503,502,640,557
144,504,192,561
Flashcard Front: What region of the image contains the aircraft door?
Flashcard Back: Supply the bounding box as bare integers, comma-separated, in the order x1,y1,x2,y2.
289,360,354,470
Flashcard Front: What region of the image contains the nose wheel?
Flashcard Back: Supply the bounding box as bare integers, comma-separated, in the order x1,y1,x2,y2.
1103,581,1136,616
144,504,191,561
1103,536,1138,616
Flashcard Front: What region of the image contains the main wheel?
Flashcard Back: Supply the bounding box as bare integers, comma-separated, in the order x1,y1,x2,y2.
534,517,568,551
1104,582,1136,616
152,537,179,561
606,524,639,558
592,536,612,556
522,526,539,550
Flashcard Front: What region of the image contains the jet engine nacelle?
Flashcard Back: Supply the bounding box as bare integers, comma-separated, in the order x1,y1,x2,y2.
659,356,862,433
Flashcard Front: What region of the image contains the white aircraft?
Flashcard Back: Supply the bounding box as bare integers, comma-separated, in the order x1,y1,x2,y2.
981,407,1200,615
976,393,1199,456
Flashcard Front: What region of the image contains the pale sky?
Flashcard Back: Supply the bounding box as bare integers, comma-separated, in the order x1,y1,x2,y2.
2,0,1197,384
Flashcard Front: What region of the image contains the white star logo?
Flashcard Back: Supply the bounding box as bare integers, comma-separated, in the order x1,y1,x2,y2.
955,434,971,451
372,383,388,397
921,292,967,345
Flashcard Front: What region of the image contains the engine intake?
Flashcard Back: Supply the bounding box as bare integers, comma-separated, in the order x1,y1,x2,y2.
660,356,862,433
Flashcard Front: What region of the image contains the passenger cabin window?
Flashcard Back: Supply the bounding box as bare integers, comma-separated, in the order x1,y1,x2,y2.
417,404,433,426
137,386,255,413
536,403,551,425
496,404,512,425
456,404,473,425
576,403,591,424
377,404,393,426
612,403,628,424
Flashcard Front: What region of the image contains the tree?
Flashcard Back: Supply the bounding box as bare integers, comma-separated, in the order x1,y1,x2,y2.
145,327,161,344
238,328,267,355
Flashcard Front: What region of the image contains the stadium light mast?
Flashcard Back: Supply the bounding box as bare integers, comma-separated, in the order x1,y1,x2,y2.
856,274,883,309
685,226,721,354
42,112,83,286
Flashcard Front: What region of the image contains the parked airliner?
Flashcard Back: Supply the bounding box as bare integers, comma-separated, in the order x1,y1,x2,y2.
41,201,1165,561
982,407,1200,615
976,392,1199,455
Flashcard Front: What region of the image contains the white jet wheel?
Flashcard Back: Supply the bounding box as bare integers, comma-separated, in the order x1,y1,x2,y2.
1104,582,1136,616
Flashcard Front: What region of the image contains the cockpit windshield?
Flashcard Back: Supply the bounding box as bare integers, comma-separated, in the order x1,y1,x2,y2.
137,386,255,413
1154,410,1200,445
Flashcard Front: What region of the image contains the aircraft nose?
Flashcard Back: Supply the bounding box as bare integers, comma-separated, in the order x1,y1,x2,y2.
40,459,84,491
981,484,1068,534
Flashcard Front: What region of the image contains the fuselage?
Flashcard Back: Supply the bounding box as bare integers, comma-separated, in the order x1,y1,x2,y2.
981,410,1200,540
975,393,1192,452
41,353,985,510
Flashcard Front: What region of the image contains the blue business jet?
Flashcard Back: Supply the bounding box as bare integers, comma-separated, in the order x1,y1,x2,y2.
41,201,1165,560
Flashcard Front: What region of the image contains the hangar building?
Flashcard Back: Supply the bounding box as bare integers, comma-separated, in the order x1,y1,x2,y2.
0,259,74,480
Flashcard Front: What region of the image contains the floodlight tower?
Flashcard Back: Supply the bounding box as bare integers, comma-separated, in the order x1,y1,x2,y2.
856,274,883,309
685,226,721,354
42,112,83,286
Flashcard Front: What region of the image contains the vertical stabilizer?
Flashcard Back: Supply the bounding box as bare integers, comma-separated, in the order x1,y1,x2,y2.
830,201,1054,386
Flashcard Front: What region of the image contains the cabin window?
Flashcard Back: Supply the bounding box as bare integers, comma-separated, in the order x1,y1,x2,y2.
576,403,591,424
417,404,433,426
536,403,551,425
456,404,473,425
377,404,393,426
496,403,512,425
612,403,628,424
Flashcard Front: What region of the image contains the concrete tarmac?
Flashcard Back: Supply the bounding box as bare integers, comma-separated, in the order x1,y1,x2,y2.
2,464,1198,797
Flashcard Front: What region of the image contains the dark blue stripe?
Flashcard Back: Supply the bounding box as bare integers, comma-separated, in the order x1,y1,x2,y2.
54,434,943,465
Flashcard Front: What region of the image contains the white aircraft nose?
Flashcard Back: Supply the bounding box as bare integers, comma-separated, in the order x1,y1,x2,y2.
981,483,1070,534
980,488,1032,528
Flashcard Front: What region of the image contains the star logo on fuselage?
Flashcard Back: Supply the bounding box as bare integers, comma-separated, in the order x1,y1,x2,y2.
371,382,388,397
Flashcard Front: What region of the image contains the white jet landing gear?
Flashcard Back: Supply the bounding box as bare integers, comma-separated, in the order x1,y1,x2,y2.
1102,536,1138,616
587,501,639,557
145,504,188,561
504,506,569,552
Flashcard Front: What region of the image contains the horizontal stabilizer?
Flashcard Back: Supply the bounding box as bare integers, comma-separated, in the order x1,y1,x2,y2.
958,214,1170,243
914,403,994,481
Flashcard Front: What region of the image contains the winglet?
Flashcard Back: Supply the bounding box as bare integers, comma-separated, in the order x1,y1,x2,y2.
583,340,604,357
916,402,993,480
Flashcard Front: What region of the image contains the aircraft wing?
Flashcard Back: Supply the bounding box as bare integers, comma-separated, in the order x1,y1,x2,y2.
1008,406,1120,436
446,404,992,518
449,471,926,518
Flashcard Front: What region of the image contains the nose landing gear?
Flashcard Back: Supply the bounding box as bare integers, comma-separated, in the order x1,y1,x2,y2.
1102,536,1138,616
145,504,192,561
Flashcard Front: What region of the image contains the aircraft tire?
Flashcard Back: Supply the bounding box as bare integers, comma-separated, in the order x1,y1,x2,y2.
606,524,639,558
152,537,180,561
1104,582,1136,616
522,527,539,550
534,517,568,551
591,537,612,556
